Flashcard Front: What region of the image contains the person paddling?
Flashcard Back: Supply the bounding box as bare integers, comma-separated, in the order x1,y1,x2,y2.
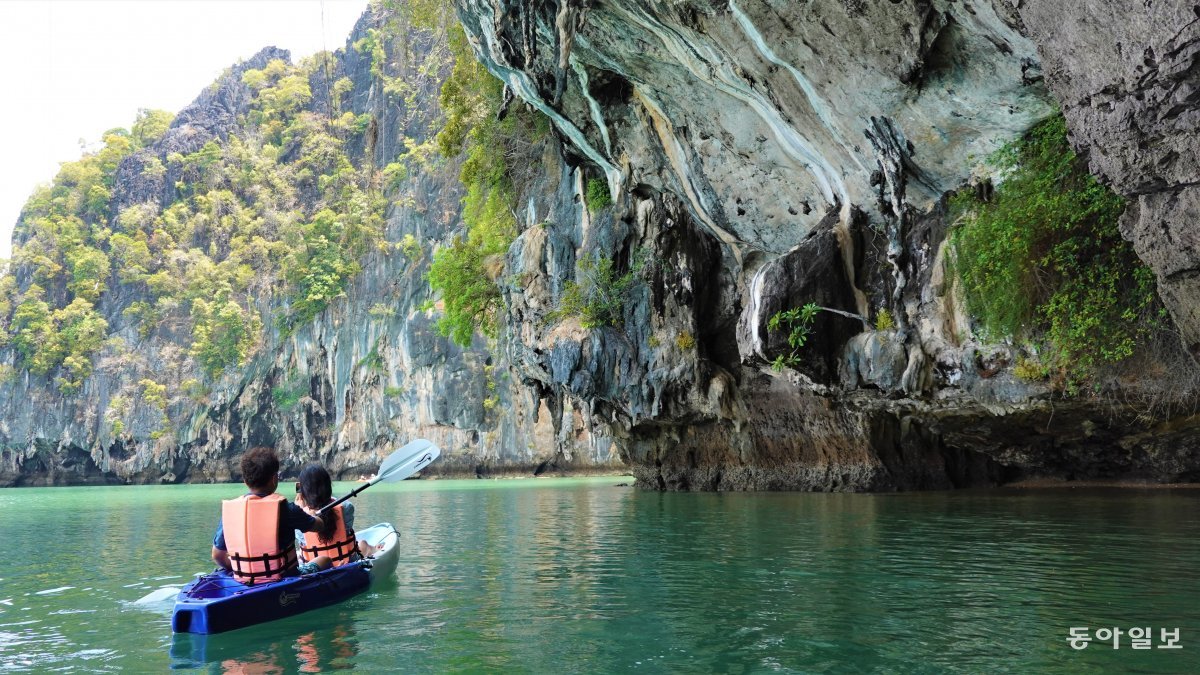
294,464,377,565
211,447,332,583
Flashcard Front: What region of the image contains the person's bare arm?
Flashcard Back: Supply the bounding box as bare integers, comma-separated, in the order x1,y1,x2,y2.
212,546,230,570
298,500,325,533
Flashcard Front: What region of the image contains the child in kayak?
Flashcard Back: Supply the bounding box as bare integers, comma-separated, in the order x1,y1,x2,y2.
294,464,377,565
212,447,333,582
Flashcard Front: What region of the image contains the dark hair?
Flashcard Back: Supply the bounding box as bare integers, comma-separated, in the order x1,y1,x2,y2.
241,447,280,490
298,463,339,543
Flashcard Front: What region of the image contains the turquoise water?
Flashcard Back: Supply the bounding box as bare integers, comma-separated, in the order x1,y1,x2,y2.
1,478,1198,672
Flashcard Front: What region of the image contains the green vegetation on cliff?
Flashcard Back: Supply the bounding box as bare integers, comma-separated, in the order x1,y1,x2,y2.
554,253,643,329
767,303,820,372
428,25,548,347
0,0,531,398
1,51,386,389
585,178,612,213
4,112,170,392
950,115,1160,387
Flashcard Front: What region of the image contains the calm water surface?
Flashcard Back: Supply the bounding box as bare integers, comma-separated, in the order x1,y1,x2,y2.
1,478,1198,672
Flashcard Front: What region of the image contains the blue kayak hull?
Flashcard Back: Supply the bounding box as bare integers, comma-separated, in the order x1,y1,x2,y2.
171,562,370,634
172,523,399,635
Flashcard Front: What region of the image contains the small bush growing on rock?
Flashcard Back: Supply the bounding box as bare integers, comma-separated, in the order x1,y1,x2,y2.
106,395,130,437
768,302,820,371
585,178,611,212
139,379,168,412
368,303,397,318
123,301,161,338
382,162,408,192
190,297,260,376
553,253,643,329
1014,357,1049,382
950,114,1160,387
181,378,208,402
675,332,696,351
272,381,307,410
875,308,895,332
428,229,508,346
358,345,386,373
398,234,421,261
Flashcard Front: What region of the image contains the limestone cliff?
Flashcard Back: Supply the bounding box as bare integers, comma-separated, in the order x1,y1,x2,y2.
455,0,1200,490
0,7,621,486
7,1,1200,491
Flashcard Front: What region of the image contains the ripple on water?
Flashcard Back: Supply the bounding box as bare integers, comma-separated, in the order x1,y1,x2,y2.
32,587,74,596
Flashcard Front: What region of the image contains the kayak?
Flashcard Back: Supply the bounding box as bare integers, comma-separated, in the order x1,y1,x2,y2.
171,523,400,634
171,439,439,635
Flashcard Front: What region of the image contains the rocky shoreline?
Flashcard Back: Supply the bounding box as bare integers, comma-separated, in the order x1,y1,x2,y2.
0,460,631,488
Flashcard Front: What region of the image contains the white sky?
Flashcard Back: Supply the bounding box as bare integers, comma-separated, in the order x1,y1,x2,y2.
0,0,370,258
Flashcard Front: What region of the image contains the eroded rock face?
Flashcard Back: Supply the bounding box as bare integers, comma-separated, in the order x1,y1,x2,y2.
0,10,622,486
1016,1,1200,356
455,0,1200,490
458,0,1047,252
10,1,1200,490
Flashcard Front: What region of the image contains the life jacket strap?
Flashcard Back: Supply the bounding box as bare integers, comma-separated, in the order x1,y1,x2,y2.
230,544,298,585
301,527,359,564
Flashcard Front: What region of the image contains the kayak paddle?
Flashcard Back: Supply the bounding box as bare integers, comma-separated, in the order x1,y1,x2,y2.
315,438,441,516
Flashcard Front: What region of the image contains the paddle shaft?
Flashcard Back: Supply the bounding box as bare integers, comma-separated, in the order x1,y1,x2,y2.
316,478,378,517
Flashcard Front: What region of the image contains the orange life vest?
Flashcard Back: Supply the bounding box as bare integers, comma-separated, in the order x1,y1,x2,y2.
300,503,358,567
221,493,298,584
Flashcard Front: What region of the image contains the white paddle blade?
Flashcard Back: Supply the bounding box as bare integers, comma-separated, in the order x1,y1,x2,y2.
377,438,437,478
316,441,441,517
377,443,440,483
133,586,182,605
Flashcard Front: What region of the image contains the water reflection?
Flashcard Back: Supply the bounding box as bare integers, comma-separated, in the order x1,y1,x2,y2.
170,614,359,672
